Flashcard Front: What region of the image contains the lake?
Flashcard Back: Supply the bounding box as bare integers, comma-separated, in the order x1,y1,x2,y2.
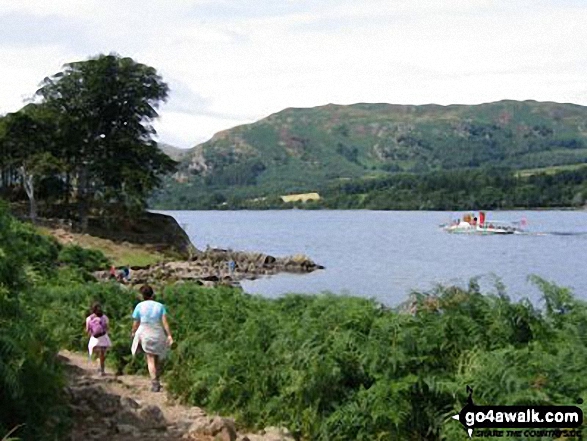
158,210,587,306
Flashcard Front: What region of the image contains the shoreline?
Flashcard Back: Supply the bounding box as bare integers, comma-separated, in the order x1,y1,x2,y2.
153,206,587,212
93,248,324,288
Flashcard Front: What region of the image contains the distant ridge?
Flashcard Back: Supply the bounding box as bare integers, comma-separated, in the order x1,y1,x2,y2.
154,100,587,207
158,142,190,161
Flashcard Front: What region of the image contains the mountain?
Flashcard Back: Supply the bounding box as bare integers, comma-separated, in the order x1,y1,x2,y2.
158,142,190,161
153,100,587,208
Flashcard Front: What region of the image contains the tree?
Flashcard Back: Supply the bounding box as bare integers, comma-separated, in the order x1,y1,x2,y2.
36,53,176,230
0,110,63,223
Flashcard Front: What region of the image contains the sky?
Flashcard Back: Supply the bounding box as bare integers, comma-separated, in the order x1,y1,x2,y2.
0,0,586,148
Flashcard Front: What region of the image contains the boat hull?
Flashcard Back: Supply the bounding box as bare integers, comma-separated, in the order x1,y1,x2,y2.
444,227,514,235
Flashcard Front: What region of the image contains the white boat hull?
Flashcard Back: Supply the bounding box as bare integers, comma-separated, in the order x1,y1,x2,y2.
443,225,514,235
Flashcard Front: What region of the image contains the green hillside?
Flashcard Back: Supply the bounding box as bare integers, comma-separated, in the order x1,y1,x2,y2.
152,100,587,208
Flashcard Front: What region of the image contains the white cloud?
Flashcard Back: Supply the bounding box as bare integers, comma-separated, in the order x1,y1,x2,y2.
154,111,255,147
1,0,586,148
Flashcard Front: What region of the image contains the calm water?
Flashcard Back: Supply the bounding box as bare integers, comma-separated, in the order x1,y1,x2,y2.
158,210,587,306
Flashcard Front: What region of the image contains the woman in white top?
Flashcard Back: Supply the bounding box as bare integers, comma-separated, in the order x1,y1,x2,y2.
131,285,173,392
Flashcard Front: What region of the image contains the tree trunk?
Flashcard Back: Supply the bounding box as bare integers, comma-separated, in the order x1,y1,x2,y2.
78,165,89,232
20,166,37,224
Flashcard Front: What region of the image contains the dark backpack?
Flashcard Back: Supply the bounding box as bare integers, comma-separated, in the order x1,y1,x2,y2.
88,314,106,338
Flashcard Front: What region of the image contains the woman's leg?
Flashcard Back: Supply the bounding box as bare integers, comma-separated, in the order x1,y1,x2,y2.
146,353,157,380
98,348,106,375
146,354,161,391
155,356,163,380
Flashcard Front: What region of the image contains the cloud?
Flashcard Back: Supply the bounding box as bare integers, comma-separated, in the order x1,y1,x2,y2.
154,111,253,148
1,0,587,148
162,76,254,121
0,12,92,49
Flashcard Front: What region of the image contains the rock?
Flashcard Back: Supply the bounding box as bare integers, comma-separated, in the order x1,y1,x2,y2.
115,408,142,426
87,211,197,258
102,416,116,430
120,396,141,410
261,426,295,441
209,416,236,435
290,254,309,264
174,419,195,432
116,424,140,437
70,385,120,416
70,403,92,416
263,256,277,265
188,416,213,434
183,407,207,419
187,416,236,440
93,248,322,284
239,435,273,441
215,426,237,441
86,427,106,440
138,404,167,430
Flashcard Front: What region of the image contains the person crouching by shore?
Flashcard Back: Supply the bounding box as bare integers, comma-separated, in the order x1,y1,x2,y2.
86,302,112,376
130,284,174,392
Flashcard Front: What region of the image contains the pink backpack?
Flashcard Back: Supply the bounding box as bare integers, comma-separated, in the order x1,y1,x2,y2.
88,314,107,338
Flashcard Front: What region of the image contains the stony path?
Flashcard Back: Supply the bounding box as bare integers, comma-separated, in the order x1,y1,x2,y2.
60,350,294,441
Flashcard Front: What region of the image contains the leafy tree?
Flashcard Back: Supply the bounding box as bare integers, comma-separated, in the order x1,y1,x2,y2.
0,109,63,222
36,53,176,229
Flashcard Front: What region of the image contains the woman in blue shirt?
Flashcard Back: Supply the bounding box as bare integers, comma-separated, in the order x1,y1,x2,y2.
131,285,173,392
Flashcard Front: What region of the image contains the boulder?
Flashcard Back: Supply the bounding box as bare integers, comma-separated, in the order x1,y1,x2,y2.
116,424,140,437
138,404,167,430
183,407,207,419
114,408,142,427
120,396,140,410
259,427,295,441
263,255,276,266
70,385,120,416
187,416,237,440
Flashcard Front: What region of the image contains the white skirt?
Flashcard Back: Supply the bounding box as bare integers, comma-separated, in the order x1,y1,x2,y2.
88,334,112,357
131,324,168,359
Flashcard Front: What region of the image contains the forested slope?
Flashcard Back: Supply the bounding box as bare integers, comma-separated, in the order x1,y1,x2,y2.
153,100,587,208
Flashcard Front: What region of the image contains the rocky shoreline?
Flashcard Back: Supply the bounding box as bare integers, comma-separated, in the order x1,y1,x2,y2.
94,248,324,288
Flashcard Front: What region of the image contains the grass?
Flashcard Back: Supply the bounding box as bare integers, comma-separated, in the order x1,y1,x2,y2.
37,227,166,267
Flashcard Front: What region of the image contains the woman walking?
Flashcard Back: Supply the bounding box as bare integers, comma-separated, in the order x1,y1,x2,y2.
131,285,173,392
86,302,112,376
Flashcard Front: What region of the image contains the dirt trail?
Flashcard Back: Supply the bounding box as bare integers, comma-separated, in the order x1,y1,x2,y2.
61,350,293,441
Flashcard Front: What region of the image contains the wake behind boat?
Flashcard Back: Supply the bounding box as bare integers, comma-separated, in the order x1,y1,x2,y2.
441,212,527,235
